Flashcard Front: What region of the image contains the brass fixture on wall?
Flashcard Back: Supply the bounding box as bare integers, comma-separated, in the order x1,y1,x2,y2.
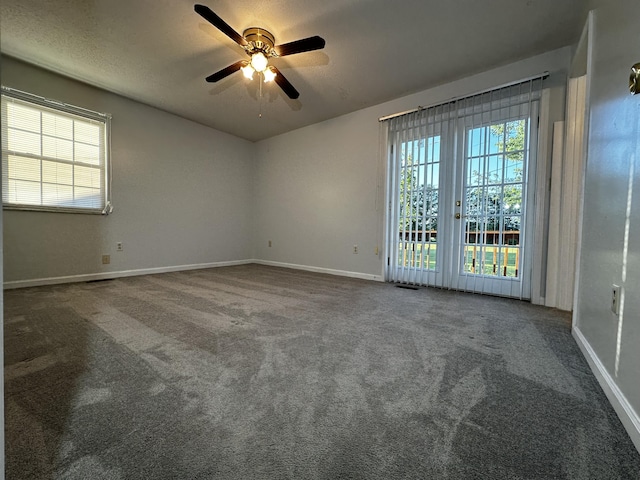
630,63,640,95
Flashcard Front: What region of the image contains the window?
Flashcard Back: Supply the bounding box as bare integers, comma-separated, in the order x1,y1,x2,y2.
1,87,111,213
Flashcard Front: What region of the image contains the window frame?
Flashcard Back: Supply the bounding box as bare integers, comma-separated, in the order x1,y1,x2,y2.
1,86,112,215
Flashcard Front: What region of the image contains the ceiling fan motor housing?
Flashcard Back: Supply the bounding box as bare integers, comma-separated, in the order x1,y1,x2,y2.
243,27,276,55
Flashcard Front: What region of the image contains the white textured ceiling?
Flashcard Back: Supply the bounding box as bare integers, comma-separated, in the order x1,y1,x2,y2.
0,0,587,142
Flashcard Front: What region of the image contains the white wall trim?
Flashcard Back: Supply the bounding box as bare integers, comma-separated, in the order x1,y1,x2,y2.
4,259,384,289
544,121,565,308
254,260,384,282
530,89,552,306
571,10,595,324
573,326,640,452
3,260,254,289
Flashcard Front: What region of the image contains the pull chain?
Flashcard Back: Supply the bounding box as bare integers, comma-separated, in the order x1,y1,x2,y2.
259,73,263,118
258,27,263,118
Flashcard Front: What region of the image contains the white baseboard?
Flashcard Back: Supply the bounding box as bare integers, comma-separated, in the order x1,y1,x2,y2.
4,259,383,289
3,259,253,289
573,326,640,452
253,259,384,282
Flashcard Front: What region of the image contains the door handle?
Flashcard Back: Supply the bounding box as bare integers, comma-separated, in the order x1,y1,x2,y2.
455,213,461,219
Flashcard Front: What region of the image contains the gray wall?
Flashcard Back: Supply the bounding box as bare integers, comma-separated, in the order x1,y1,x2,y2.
574,0,640,443
2,49,570,285
254,48,571,280
2,57,255,284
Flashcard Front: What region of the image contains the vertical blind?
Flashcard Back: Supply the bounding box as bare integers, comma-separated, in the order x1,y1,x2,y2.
1,87,111,213
382,76,544,298
386,102,456,287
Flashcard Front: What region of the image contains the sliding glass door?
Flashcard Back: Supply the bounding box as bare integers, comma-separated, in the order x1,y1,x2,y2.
451,104,539,297
385,80,541,299
387,104,454,288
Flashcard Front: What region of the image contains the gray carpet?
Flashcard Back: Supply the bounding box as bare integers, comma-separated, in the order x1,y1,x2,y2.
4,264,640,479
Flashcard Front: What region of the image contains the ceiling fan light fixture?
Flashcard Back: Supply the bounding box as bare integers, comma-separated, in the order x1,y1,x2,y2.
263,67,276,83
250,52,269,73
241,64,255,79
194,5,325,100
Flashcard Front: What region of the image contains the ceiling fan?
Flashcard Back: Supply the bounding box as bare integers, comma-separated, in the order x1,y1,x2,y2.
194,4,326,100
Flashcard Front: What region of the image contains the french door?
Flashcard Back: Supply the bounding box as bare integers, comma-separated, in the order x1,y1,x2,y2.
386,81,541,299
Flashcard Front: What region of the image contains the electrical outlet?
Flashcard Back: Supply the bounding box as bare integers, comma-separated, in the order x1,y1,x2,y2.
353,245,358,254
612,284,621,315
116,242,123,251
268,240,272,247
102,255,110,265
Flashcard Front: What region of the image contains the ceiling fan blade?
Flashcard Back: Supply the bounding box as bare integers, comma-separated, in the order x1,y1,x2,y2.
194,4,248,47
270,67,300,99
274,36,325,57
205,60,246,83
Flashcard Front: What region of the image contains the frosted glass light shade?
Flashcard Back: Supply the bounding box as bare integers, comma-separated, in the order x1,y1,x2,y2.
241,64,255,79
250,52,268,73
263,68,276,83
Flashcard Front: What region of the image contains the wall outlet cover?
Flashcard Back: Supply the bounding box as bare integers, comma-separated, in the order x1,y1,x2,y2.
611,284,621,315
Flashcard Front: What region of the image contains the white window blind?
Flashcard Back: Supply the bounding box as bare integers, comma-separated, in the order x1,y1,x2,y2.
1,87,111,214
